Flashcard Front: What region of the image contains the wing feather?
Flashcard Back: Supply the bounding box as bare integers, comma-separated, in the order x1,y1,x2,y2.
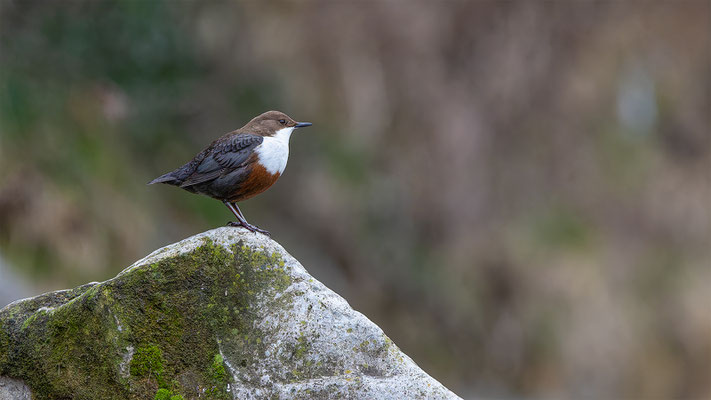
180,134,263,188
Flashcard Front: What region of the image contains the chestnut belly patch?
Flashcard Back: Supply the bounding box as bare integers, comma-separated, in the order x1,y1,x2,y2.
228,162,280,202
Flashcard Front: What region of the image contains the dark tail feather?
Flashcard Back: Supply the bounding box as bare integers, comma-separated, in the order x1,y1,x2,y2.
147,172,181,186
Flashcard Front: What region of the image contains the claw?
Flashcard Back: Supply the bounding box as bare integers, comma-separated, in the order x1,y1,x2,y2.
226,221,270,236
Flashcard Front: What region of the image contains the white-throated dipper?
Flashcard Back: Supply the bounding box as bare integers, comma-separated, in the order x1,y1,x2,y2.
148,111,312,235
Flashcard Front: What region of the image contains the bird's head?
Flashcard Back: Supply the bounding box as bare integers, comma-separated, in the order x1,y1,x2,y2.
244,111,312,137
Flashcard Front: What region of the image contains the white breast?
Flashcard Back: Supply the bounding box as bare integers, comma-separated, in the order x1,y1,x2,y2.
254,127,294,175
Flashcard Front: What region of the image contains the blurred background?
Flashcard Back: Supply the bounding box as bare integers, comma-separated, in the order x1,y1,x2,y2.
1,1,709,398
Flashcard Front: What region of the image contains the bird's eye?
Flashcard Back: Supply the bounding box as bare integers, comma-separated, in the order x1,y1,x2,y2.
279,119,286,125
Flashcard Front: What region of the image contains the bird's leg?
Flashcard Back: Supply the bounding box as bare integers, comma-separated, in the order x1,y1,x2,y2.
232,203,271,236
224,202,270,236
224,202,255,231
232,203,247,220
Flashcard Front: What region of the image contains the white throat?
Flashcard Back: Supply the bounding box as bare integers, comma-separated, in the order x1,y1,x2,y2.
273,126,295,143
255,127,294,175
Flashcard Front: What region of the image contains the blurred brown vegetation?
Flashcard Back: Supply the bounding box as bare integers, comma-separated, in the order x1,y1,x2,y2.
1,1,710,398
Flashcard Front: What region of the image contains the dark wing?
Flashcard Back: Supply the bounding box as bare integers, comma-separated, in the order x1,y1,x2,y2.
180,134,263,188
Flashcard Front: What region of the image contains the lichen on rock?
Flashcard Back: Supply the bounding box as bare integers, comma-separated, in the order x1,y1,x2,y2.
0,228,460,399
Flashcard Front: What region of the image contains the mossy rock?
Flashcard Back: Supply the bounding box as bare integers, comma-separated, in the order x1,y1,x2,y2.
0,228,460,399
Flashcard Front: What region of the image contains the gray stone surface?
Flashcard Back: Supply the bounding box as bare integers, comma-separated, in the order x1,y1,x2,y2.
0,376,32,400
0,227,461,399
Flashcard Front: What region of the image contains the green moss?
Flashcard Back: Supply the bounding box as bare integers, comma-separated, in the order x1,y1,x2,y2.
0,326,10,374
154,388,172,400
0,237,296,399
20,311,44,330
210,353,227,382
205,352,230,399
154,388,184,400
293,334,309,359
130,344,164,384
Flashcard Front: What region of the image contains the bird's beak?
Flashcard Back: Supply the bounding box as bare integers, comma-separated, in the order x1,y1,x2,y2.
294,122,312,129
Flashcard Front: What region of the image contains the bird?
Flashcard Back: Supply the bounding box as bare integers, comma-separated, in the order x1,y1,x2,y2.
148,110,312,236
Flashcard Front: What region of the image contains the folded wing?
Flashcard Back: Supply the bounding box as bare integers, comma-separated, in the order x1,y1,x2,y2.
179,134,264,188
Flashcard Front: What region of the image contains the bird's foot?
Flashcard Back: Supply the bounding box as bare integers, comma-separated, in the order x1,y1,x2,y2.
226,221,270,236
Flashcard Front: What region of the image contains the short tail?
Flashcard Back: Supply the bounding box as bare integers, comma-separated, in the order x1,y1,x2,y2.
147,172,181,186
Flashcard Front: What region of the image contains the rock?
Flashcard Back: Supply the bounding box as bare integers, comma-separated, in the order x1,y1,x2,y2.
0,376,32,400
0,228,461,400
